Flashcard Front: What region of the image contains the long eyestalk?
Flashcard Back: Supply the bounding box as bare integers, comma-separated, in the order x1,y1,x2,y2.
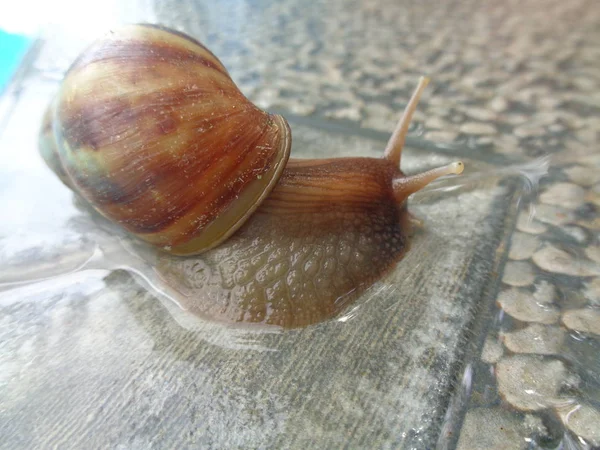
393,161,464,202
384,76,430,166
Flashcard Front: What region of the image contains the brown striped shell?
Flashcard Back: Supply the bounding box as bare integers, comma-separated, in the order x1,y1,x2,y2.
39,24,291,255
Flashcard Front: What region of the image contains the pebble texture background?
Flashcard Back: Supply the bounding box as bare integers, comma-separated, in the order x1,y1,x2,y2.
464,160,600,449
148,0,600,159
0,0,599,448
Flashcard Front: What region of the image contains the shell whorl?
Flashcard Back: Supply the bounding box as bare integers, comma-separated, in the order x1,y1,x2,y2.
42,24,291,255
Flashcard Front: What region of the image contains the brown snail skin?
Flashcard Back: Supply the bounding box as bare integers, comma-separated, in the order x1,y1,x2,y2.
39,24,464,328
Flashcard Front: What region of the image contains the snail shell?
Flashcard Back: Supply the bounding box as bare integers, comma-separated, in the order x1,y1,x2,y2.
40,24,291,255
39,24,464,328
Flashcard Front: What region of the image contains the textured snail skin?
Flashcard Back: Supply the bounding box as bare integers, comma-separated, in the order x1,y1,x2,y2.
40,24,291,255
157,158,410,328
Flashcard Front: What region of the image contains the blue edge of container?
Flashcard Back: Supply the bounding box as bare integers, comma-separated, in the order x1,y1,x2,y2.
0,28,33,94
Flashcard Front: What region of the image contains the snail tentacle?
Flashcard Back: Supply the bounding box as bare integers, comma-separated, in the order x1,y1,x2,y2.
384,76,430,166
392,161,464,202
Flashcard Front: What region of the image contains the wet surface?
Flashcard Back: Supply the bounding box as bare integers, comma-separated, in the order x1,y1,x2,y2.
1,0,599,448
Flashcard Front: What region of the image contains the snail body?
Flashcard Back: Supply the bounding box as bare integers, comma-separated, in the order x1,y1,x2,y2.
39,24,463,328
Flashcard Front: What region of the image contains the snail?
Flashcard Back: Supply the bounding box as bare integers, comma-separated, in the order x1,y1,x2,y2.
39,24,464,328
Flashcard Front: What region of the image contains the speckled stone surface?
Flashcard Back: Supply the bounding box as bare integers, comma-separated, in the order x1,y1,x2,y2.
1,0,599,448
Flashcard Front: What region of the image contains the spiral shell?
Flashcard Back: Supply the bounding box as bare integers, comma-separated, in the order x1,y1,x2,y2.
40,24,291,255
